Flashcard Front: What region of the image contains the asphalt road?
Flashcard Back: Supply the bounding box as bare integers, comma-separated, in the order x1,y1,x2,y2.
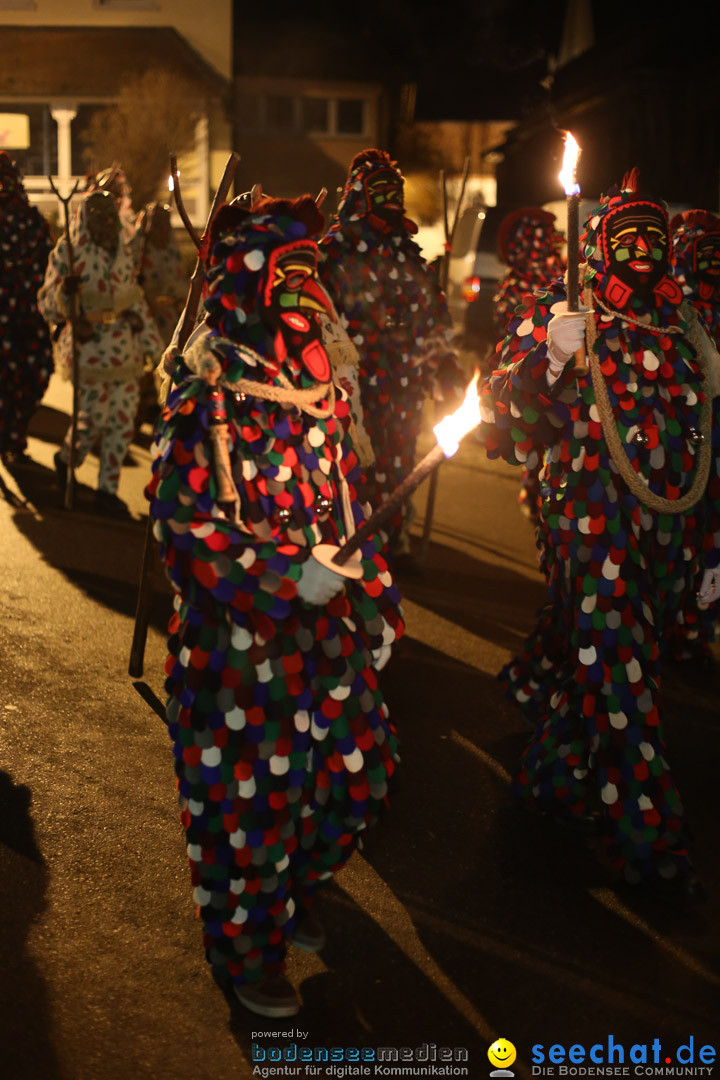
1,374,719,1080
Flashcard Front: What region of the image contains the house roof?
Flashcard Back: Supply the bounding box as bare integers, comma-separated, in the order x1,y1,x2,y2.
0,26,228,99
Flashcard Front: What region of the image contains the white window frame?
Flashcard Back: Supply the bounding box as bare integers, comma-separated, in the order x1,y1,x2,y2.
238,93,370,139
92,0,160,10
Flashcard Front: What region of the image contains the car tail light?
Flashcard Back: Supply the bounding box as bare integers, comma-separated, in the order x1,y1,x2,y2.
462,275,481,302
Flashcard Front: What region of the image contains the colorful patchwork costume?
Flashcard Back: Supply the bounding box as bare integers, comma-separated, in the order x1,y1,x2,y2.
145,196,404,1012
492,207,565,342
480,173,720,895
667,210,720,661
491,207,565,520
38,191,162,508
319,150,464,558
0,152,53,464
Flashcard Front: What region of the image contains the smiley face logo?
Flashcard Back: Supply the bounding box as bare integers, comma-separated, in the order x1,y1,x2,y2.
488,1039,517,1073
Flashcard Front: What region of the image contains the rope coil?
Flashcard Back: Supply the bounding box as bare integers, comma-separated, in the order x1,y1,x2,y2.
583,292,712,514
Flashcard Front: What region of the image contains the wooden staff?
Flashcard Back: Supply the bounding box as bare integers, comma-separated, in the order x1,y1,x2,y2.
419,156,471,562
135,201,157,282
128,150,241,679
47,175,82,510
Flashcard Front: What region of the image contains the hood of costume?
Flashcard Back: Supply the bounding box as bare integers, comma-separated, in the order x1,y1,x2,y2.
497,206,564,273
189,196,334,390
319,150,454,368
0,151,52,290
579,170,682,320
494,206,565,334
670,210,720,345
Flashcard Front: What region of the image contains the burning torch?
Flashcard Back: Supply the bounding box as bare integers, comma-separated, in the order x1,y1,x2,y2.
558,131,588,376
310,373,482,579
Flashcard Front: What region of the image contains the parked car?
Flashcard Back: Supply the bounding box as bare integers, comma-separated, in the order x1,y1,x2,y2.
445,202,507,357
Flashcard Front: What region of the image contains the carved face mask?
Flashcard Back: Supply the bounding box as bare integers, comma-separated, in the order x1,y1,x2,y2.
85,192,120,252
364,167,405,225
693,233,720,301
0,163,20,202
147,205,172,248
603,203,669,297
262,239,333,382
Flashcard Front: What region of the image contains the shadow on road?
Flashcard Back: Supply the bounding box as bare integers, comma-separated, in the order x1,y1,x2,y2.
6,462,173,644
0,770,63,1078
396,537,546,654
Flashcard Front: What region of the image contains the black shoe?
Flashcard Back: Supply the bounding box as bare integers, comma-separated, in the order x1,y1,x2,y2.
93,489,131,518
53,450,68,488
620,872,707,911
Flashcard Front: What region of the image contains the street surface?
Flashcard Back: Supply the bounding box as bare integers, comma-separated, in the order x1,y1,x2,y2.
1,372,719,1080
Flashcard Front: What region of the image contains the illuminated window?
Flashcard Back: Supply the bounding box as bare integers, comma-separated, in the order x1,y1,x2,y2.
0,103,57,175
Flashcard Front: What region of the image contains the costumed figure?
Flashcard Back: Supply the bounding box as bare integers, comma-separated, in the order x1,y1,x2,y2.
87,164,139,251
37,190,163,514
480,170,720,901
319,149,464,562
0,152,54,466
134,202,187,431
491,207,565,521
136,202,186,345
146,195,404,1017
667,210,720,663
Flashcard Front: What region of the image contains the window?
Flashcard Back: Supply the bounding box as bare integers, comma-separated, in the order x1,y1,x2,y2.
237,94,260,132
336,99,365,136
92,0,160,9
236,92,370,138
301,98,329,134
0,104,57,176
266,95,295,132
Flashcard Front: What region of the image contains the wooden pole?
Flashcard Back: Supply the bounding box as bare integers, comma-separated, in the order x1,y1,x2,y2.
419,156,471,562
128,151,241,678
47,176,81,510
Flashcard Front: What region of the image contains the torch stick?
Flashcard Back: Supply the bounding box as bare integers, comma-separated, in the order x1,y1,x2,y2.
332,373,480,570
128,150,241,679
419,156,472,562
559,131,588,375
47,175,81,510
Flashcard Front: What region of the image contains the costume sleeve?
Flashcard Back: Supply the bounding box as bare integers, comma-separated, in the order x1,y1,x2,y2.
479,291,576,465
702,397,720,569
148,378,404,648
36,239,70,324
132,294,165,358
147,378,308,642
333,395,405,650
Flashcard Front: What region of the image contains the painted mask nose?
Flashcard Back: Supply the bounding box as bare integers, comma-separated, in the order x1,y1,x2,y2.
635,233,651,255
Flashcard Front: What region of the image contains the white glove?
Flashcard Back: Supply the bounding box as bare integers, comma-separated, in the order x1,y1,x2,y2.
698,568,720,606
295,557,346,605
372,645,392,671
546,303,587,380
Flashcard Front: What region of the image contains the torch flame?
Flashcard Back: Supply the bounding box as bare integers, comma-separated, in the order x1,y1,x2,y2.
433,372,481,457
559,131,581,196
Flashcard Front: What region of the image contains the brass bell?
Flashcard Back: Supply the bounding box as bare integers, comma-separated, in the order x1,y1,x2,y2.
314,495,333,518
689,428,705,446
632,430,648,447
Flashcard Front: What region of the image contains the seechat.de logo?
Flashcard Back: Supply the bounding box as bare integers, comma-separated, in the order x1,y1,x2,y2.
489,1038,518,1077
